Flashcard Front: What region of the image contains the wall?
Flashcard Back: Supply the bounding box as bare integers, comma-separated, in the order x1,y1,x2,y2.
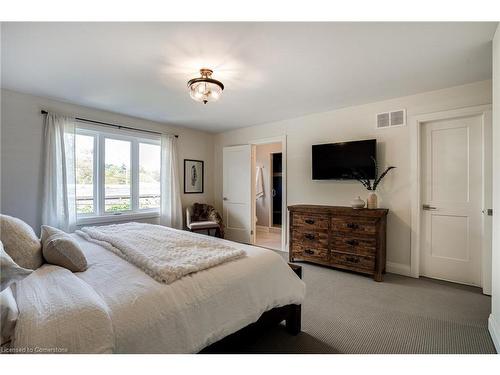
255,142,282,227
489,24,500,353
215,80,492,272
0,89,215,234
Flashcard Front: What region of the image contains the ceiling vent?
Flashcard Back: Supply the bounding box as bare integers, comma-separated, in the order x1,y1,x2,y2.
376,109,406,129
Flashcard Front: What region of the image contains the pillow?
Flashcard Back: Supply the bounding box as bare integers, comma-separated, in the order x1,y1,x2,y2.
0,286,19,346
41,225,88,272
0,214,43,270
1,241,33,291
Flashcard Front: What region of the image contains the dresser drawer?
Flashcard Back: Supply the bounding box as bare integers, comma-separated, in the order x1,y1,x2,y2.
291,243,328,262
331,217,377,236
330,251,375,271
292,213,329,231
292,229,329,249
331,236,376,256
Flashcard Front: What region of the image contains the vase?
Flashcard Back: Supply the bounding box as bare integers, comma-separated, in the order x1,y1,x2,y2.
351,196,365,209
367,192,378,209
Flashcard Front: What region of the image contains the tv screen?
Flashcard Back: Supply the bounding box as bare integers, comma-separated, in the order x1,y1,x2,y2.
312,139,376,180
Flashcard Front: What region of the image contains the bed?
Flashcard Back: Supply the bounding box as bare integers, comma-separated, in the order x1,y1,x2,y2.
11,229,305,354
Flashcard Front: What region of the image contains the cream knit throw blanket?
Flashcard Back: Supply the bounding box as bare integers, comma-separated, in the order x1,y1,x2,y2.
76,223,245,284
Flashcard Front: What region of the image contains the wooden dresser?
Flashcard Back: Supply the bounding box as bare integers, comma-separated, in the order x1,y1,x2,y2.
288,205,388,281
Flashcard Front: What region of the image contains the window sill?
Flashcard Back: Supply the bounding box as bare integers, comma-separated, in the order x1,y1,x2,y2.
77,211,160,226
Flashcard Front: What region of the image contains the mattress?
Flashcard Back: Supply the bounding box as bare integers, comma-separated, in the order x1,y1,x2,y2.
12,230,305,353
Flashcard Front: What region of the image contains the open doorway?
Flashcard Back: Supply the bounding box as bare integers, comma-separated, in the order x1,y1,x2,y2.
254,142,283,251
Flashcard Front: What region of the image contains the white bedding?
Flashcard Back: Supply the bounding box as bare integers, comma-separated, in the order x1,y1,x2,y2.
13,265,114,353
76,222,244,284
12,229,305,353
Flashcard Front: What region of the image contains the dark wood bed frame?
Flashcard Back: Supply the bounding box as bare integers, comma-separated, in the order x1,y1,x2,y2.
201,264,302,353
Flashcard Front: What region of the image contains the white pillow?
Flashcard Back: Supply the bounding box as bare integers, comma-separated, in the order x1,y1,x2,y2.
0,285,19,346
1,241,33,291
0,214,43,270
41,226,88,273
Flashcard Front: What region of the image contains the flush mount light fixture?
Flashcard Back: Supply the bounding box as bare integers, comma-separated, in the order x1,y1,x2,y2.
187,68,224,104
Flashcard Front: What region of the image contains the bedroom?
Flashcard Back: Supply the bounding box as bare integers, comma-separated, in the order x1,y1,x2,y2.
1,1,500,373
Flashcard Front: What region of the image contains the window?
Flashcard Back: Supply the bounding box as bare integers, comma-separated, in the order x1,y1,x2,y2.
75,134,95,214
139,143,161,209
105,138,131,212
75,124,161,222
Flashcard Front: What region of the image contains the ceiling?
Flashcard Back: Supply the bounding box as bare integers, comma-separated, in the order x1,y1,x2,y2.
1,22,497,133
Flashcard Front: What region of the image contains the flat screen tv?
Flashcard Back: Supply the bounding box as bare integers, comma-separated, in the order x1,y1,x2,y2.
312,139,376,180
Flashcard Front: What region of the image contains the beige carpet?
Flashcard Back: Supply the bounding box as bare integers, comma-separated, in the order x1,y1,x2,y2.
205,253,496,354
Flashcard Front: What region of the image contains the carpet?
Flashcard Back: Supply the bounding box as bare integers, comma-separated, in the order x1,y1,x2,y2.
205,253,496,354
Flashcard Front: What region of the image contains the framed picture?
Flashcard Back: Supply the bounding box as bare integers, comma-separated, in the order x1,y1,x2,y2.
184,159,204,194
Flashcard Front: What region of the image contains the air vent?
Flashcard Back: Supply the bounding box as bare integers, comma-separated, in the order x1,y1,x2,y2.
376,109,406,129
376,113,390,128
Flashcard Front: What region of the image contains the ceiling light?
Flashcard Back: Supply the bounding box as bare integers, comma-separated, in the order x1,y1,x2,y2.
187,68,224,104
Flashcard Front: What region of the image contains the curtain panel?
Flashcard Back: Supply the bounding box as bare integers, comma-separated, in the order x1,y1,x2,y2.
41,112,77,232
160,134,183,229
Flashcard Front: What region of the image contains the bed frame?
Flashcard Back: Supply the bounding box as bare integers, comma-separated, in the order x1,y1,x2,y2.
201,263,302,353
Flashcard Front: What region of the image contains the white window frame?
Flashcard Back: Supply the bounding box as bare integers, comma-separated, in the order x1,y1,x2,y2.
75,122,161,225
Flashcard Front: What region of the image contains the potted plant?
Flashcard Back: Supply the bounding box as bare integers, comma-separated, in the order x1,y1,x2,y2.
352,158,396,209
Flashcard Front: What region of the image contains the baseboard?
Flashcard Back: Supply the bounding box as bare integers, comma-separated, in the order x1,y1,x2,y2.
488,314,500,353
386,261,412,277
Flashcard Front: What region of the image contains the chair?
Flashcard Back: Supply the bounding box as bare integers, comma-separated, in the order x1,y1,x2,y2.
186,203,224,238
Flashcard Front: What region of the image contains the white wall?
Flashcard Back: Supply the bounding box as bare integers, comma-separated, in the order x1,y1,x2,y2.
255,142,282,227
215,80,492,271
489,24,500,353
0,89,215,234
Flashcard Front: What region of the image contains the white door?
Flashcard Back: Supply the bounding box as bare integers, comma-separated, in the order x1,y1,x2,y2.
421,115,483,286
223,145,252,243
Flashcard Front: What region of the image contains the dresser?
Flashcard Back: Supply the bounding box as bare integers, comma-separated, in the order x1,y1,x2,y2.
288,205,388,281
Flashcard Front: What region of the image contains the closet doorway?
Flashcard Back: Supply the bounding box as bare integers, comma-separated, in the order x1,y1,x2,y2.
253,141,284,251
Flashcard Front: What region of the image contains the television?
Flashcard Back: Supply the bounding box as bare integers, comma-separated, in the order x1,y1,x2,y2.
312,139,376,180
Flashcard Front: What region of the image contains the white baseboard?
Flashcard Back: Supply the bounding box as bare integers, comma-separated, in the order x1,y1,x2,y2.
489,314,500,353
386,261,412,277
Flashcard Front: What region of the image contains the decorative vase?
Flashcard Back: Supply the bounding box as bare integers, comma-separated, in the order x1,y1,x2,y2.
351,196,365,209
367,192,378,209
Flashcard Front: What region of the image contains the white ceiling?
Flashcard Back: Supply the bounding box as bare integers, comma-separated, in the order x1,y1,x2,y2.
1,22,497,133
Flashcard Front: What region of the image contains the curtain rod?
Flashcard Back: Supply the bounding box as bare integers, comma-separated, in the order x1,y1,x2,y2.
40,110,178,138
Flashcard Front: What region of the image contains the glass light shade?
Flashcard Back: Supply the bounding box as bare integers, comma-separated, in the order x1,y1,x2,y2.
189,81,223,103
187,69,224,104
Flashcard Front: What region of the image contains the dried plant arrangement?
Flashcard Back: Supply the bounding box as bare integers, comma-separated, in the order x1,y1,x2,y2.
352,157,396,191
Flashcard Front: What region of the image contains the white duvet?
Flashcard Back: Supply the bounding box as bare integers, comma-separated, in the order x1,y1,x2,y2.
12,230,305,353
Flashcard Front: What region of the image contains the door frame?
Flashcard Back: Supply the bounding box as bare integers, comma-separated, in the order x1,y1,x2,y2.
410,104,492,293
249,136,287,252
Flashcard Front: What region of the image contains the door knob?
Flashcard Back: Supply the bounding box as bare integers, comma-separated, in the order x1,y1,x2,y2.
223,197,228,201
422,204,437,210
483,208,493,216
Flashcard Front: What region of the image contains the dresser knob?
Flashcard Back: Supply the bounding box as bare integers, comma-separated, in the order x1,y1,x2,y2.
347,223,359,229
304,249,314,255
346,239,359,246
304,233,315,240
305,219,315,224
346,256,360,263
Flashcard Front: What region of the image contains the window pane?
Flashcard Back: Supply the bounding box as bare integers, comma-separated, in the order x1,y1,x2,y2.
105,138,131,212
75,134,94,214
139,143,161,209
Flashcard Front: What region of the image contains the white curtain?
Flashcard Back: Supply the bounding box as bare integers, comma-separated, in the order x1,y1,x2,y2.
160,134,183,229
41,112,77,232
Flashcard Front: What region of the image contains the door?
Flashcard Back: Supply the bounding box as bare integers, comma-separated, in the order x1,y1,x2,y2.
421,115,483,286
223,145,252,243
